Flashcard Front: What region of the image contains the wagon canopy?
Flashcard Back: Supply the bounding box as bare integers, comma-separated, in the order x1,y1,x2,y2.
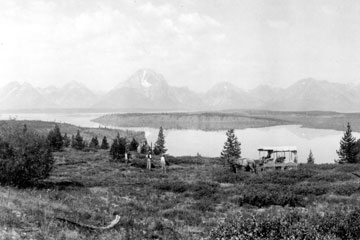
258,146,297,153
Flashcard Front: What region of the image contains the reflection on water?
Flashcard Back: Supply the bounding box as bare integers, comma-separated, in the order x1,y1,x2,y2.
1,113,358,164
116,125,360,164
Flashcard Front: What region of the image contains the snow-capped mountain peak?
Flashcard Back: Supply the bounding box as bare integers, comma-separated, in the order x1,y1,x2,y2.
140,70,152,88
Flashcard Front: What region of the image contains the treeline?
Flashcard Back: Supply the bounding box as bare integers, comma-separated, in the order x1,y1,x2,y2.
92,112,287,131
93,111,360,132
109,126,167,161
46,124,110,151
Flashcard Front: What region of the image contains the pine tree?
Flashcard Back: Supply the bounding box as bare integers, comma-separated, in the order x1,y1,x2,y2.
109,133,127,160
141,140,149,154
153,126,167,155
307,150,315,164
46,124,64,151
337,122,357,163
220,129,241,160
101,136,109,149
72,130,85,150
71,135,75,148
129,137,139,151
89,136,99,148
63,133,70,147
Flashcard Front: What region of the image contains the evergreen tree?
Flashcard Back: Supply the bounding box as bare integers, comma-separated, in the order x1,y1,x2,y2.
337,122,357,163
89,136,99,148
153,127,167,155
100,136,109,149
141,140,149,154
72,130,85,150
71,135,75,148
63,133,70,147
220,129,241,160
307,150,315,164
109,133,127,160
129,137,139,151
353,139,360,163
46,124,64,151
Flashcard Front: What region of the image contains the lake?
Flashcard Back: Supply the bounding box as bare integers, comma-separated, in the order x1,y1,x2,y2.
1,112,358,164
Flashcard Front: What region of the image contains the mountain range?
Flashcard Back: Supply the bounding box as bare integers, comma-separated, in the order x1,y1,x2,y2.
1,69,359,112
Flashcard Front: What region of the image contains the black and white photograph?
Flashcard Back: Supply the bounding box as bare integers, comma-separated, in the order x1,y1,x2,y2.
1,0,360,239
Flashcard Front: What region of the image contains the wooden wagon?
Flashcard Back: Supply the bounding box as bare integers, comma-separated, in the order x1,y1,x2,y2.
257,146,298,170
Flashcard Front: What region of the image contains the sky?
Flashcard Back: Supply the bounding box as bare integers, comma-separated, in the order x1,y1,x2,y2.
0,0,360,92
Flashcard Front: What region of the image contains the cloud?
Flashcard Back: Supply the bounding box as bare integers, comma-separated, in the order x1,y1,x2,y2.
267,20,289,30
138,2,174,16
179,12,221,31
321,5,337,15
0,0,227,90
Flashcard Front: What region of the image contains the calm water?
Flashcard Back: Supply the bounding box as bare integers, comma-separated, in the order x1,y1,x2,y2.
1,112,358,164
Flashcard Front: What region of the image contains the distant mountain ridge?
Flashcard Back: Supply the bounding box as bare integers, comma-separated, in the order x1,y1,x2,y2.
1,70,359,112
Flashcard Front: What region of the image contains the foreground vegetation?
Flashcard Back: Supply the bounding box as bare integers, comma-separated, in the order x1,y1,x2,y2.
2,120,360,239
1,146,360,239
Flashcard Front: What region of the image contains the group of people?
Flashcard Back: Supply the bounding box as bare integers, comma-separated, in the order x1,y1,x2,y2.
146,152,167,173
123,150,167,173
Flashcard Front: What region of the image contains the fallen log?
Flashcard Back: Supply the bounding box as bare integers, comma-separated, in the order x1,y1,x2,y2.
56,214,120,230
352,172,360,178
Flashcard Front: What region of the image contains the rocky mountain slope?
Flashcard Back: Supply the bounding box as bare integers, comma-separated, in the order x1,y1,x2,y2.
1,70,359,112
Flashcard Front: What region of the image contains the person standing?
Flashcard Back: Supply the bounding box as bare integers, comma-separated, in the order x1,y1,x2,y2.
160,154,166,174
147,152,152,170
124,152,128,164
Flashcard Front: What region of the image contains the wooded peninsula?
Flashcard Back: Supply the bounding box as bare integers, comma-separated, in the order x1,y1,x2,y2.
92,110,360,131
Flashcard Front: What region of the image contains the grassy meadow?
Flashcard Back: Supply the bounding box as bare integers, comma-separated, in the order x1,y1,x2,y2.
2,147,360,239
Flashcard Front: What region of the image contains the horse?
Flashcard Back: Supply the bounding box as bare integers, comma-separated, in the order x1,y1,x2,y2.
228,157,258,173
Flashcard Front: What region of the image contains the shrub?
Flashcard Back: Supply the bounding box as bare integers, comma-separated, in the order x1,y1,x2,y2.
212,168,252,183
154,180,190,193
335,164,360,173
309,172,353,182
191,181,220,201
209,208,360,240
165,155,204,165
291,182,330,196
130,158,155,169
0,123,54,187
236,187,303,207
191,199,216,212
303,164,337,171
249,168,316,185
316,208,360,239
332,183,360,196
162,209,201,225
